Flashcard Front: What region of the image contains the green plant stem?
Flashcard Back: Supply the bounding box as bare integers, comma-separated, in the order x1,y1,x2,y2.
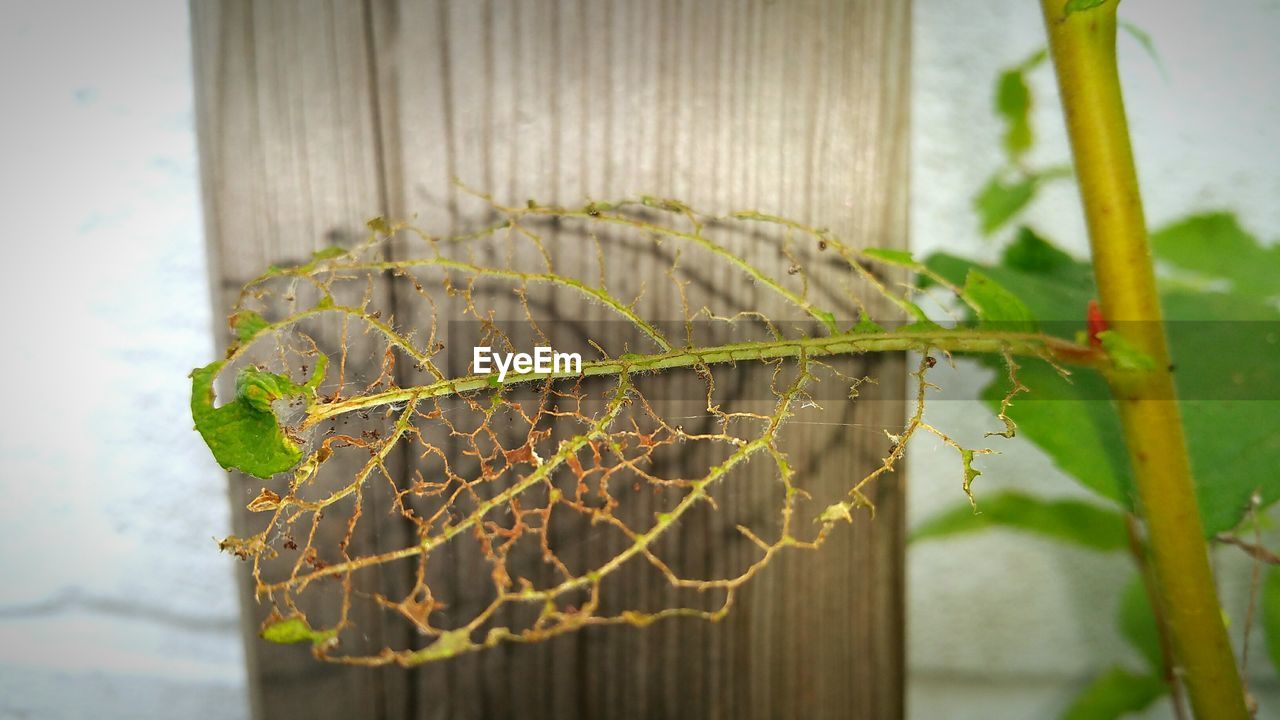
1039,2,1247,717
1126,514,1191,720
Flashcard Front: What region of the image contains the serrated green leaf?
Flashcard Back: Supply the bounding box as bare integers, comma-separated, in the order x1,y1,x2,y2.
1118,575,1163,673
190,357,326,479
261,615,336,645
1059,667,1165,720
911,491,1128,551
1262,567,1280,677
962,269,1038,331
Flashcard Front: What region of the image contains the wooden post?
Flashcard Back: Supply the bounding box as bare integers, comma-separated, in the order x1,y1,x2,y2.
192,1,908,718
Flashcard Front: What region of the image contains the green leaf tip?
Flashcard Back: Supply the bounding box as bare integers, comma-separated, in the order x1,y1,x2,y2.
311,246,348,261
816,309,838,332
1096,331,1157,371
190,355,328,479
851,310,885,334
1063,0,1108,14
1059,667,1165,720
406,627,476,664
366,216,392,235
961,269,1038,332
229,309,269,343
819,501,854,525
861,247,917,267
261,614,337,645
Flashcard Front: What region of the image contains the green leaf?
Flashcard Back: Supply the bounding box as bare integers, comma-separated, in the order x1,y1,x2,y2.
1096,330,1157,371
922,234,1086,320
1059,668,1165,720
261,615,336,645
933,220,1280,534
405,627,475,664
190,357,326,479
994,50,1046,163
911,491,1129,551
926,238,1131,504
980,363,1132,504
1118,575,1163,673
900,318,943,333
1002,226,1092,284
311,246,347,261
1262,567,1280,677
974,174,1037,236
961,269,1038,332
996,68,1033,160
861,247,918,267
818,501,855,525
1119,20,1166,78
1161,291,1280,534
851,310,884,334
1063,0,1108,15
1151,213,1280,301
229,309,269,343
366,216,392,235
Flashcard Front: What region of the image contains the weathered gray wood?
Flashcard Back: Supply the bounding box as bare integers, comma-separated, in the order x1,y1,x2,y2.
190,2,412,718
193,0,908,718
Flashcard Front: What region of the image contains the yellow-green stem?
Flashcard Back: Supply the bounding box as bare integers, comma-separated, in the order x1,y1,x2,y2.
1039,1,1247,717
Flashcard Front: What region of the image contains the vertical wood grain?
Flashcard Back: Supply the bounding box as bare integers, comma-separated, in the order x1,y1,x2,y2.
193,1,908,718
190,2,412,718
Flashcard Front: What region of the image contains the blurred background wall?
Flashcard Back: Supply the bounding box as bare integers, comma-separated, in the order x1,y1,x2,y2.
0,0,1275,718
0,2,247,718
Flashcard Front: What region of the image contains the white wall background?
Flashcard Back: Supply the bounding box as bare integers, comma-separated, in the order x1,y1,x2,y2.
0,1,1275,718
909,0,1280,717
0,2,247,719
